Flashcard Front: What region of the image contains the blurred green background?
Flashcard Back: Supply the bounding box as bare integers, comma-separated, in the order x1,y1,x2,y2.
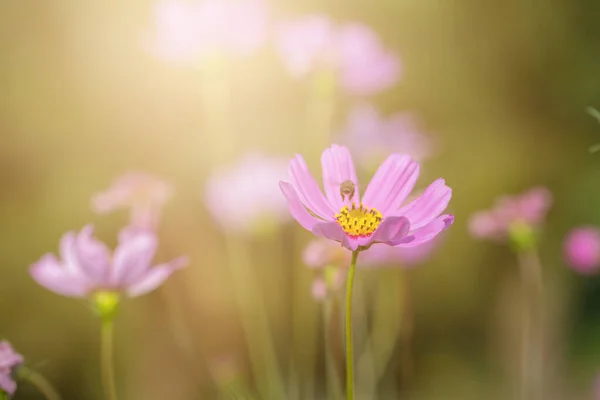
2,0,600,399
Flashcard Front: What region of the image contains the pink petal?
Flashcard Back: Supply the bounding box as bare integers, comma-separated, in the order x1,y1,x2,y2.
321,144,360,210
362,154,416,213
399,179,452,230
0,372,16,396
370,216,410,245
396,214,454,247
111,233,158,287
312,221,359,251
288,155,335,219
59,231,83,275
30,254,89,297
126,257,188,297
75,226,111,285
279,181,321,230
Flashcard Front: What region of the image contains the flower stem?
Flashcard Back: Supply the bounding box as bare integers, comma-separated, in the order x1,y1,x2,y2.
345,251,359,400
101,318,118,400
19,367,63,400
517,248,543,400
324,298,343,400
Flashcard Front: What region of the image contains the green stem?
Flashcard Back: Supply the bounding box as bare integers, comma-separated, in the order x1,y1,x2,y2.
517,248,543,400
101,318,118,400
345,251,359,400
19,367,63,400
225,237,285,399
324,298,343,400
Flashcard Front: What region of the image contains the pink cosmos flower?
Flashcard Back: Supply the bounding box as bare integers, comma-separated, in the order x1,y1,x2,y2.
564,226,600,275
150,0,268,63
30,226,188,298
204,153,291,234
276,15,400,96
0,341,23,396
469,187,552,242
340,104,434,168
91,172,173,233
279,144,453,252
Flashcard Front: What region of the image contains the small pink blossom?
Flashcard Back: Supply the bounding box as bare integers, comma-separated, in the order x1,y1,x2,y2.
564,226,600,274
276,15,400,96
340,104,434,168
304,237,439,271
0,341,23,396
205,153,291,235
30,226,188,298
91,172,173,232
280,144,453,252
469,187,552,242
150,0,268,63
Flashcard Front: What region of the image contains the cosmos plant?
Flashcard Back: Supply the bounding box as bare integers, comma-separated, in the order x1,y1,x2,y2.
280,144,453,399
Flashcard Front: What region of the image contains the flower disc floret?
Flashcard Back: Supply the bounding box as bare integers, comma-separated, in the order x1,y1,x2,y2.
335,203,382,238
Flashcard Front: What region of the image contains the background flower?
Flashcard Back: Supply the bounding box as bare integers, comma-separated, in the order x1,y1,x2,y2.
276,15,400,95
204,153,291,235
91,172,173,232
564,226,600,275
339,104,435,169
150,0,268,63
0,341,23,396
30,226,187,298
469,186,552,242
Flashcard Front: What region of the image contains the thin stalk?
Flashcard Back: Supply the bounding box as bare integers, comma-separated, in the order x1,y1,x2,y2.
225,237,285,399
345,251,359,400
19,367,63,400
101,318,118,400
517,248,543,400
398,269,414,390
324,298,343,400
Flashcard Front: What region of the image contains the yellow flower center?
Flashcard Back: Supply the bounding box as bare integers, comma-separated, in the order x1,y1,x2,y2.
335,203,383,238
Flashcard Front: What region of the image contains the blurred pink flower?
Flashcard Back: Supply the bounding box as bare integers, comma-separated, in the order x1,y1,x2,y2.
91,172,173,232
30,226,188,298
276,15,401,95
564,226,600,274
205,153,291,235
0,341,23,396
469,187,552,242
280,144,453,252
150,0,268,63
340,104,434,168
304,237,437,270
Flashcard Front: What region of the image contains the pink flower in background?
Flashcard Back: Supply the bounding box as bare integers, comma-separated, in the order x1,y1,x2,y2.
30,226,188,298
564,226,600,274
0,341,23,396
340,104,434,169
468,186,552,242
304,237,438,270
150,0,268,63
205,153,291,235
276,15,400,95
92,172,173,233
280,144,453,252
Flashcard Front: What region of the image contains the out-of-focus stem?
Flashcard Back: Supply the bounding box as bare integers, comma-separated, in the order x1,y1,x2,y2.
398,269,414,390
324,298,343,400
101,318,118,400
201,55,234,166
345,251,359,400
303,71,336,163
517,248,544,400
225,237,285,400
19,367,63,400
